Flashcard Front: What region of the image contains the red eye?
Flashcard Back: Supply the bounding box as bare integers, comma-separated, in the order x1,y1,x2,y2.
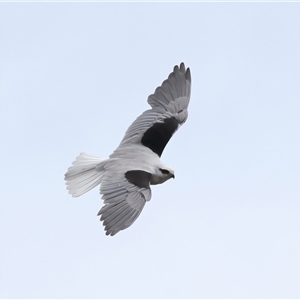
160,168,170,175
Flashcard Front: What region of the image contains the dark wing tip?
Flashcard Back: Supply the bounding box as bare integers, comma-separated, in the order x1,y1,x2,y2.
180,62,185,72
175,62,191,83
185,67,191,83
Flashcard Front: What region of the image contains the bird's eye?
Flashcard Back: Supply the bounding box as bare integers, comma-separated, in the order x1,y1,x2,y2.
160,168,170,175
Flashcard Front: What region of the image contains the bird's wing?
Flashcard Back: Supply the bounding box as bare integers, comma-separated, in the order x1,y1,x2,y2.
98,169,152,236
114,62,191,158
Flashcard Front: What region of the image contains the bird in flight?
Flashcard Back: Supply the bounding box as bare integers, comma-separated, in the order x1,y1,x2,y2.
65,63,192,236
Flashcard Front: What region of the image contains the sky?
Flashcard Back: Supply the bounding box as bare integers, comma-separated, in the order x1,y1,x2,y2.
0,2,300,299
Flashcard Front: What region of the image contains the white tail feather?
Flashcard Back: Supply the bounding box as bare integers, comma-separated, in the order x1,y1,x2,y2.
64,152,108,197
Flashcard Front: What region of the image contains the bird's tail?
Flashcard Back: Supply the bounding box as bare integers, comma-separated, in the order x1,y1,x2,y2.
64,152,108,197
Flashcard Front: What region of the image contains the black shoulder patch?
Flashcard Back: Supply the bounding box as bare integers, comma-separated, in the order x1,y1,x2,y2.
141,117,179,157
125,170,151,189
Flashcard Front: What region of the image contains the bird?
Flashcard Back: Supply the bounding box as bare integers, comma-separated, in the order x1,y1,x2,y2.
64,62,192,236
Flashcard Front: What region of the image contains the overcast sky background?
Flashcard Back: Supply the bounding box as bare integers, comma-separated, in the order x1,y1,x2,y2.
1,2,300,299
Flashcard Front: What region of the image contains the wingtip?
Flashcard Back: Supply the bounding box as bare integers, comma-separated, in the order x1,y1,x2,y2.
175,63,191,83
180,62,185,72
174,62,186,73
185,67,191,83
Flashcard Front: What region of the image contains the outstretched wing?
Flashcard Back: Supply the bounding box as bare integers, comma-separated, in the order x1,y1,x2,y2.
98,170,152,236
115,62,191,157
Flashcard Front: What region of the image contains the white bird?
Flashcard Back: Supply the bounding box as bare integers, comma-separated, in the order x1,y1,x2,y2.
64,63,192,236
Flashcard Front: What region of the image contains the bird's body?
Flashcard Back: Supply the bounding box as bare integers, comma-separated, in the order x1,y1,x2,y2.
65,63,191,236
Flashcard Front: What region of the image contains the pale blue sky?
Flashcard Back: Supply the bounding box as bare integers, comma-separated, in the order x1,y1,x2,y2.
1,2,300,298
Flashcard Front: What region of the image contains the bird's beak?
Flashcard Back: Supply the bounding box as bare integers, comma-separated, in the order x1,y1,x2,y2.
171,174,175,179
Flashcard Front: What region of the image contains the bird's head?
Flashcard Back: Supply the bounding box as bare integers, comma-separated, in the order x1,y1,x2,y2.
150,165,175,185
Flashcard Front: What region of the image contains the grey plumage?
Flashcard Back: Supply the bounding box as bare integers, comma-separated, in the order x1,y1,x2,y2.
65,63,192,236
